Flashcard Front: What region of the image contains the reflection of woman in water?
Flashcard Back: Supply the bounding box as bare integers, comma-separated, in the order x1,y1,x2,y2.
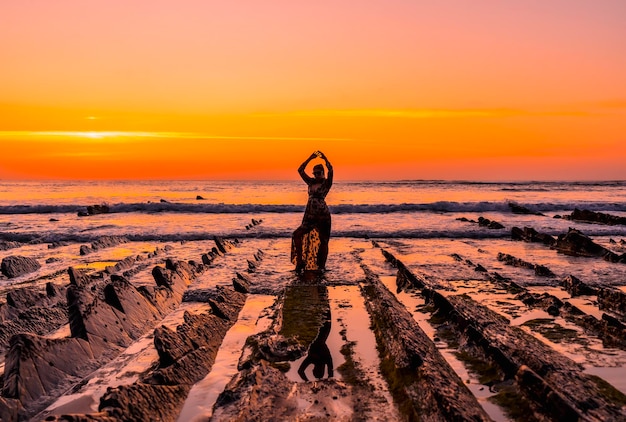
298,311,333,381
291,151,333,273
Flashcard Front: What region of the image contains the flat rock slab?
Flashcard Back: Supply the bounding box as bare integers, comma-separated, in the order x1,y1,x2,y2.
441,293,626,420
378,244,626,420
79,236,129,256
360,267,491,422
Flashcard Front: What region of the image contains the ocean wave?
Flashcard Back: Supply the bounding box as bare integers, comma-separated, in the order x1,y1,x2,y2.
500,188,551,192
354,180,626,188
0,205,84,214
3,226,626,245
0,230,511,244
1,201,626,215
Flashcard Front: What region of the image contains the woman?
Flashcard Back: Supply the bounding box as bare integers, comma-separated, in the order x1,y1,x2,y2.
291,151,333,273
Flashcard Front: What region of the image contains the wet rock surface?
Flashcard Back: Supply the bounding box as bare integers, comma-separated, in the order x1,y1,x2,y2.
0,236,257,421
79,236,129,256
457,216,505,229
0,283,68,354
1,255,41,278
245,218,264,230
508,202,544,216
512,225,626,264
99,383,189,422
0,252,198,419
0,241,21,251
379,246,626,421
77,204,110,217
556,228,626,262
564,208,626,225
360,265,490,421
1,230,625,421
497,252,555,277
561,274,599,297
598,289,626,322
454,249,626,351
147,288,246,387
511,226,556,246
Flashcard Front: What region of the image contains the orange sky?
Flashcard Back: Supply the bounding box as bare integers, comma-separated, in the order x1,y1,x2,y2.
1,1,625,180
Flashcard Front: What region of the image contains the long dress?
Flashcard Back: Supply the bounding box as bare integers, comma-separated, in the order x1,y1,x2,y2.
291,170,333,271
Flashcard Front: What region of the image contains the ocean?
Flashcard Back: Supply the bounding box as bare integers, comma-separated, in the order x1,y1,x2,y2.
2,179,626,243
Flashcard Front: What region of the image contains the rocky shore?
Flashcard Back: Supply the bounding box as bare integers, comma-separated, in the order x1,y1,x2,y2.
0,212,625,421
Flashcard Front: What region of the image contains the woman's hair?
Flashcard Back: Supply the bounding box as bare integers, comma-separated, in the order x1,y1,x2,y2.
313,164,324,173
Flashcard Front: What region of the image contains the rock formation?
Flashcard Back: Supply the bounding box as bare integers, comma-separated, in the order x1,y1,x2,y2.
0,241,21,251
456,216,505,229
478,216,505,229
79,236,129,256
555,228,626,262
560,275,599,297
378,245,626,421
508,202,544,215
0,283,68,353
77,204,110,217
0,261,196,419
511,227,556,246
0,256,41,278
564,208,626,225
497,252,555,277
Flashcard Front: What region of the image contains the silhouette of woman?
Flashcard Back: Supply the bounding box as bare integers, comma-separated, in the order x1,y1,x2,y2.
297,310,333,381
291,151,333,273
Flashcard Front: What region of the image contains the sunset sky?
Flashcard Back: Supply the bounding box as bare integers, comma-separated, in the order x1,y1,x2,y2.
1,1,625,180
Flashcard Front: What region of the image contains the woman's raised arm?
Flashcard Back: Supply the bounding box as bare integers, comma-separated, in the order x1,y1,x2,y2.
298,152,318,183
319,152,333,185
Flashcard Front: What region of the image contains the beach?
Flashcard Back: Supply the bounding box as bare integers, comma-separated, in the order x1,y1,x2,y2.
1,180,626,420
3,0,626,419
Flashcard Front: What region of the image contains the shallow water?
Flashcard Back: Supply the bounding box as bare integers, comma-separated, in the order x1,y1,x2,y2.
372,238,626,399
378,275,511,422
177,295,275,421
284,287,346,383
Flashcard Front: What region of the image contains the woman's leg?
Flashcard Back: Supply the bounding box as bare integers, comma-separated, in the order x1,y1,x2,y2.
317,221,331,270
292,225,307,271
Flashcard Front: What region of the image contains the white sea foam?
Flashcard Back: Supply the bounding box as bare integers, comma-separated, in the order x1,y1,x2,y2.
1,200,625,215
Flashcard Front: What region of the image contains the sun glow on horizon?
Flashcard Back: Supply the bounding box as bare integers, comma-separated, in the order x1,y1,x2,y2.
0,130,354,143
0,131,160,141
